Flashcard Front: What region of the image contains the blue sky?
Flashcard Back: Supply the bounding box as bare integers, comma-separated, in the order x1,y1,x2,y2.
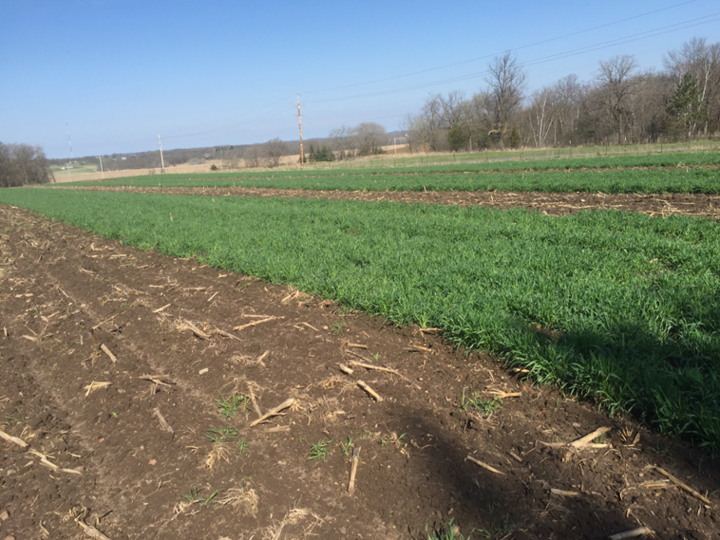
1,0,719,158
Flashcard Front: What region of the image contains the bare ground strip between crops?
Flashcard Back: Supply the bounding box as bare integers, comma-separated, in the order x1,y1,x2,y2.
1,203,719,540
52,185,720,220
79,162,720,181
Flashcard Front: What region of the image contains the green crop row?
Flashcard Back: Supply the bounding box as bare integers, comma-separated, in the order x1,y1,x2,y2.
2,188,719,451
60,166,720,195
62,150,720,187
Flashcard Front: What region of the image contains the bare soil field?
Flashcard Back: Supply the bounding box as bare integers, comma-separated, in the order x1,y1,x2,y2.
52,162,230,184
57,185,720,220
1,203,719,540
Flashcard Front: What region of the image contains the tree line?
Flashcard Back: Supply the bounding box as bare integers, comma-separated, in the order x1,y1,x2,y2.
20,36,720,174
0,143,54,187
400,37,720,152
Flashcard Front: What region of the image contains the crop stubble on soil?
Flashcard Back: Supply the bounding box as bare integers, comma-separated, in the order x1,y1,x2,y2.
0,203,719,539
55,184,720,220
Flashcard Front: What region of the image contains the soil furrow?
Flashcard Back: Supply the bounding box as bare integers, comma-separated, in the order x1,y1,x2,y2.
53,185,720,221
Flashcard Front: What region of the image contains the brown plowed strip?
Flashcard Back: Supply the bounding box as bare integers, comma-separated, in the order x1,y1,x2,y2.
56,184,720,220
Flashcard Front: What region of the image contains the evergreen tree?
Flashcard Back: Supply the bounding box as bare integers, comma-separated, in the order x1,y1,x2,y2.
447,123,466,152
509,127,521,149
666,73,706,140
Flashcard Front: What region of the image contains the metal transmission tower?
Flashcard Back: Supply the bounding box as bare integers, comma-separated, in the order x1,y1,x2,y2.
295,95,304,166
66,124,73,180
157,134,166,172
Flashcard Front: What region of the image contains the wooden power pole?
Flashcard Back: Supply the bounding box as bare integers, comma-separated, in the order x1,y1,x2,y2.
295,95,304,166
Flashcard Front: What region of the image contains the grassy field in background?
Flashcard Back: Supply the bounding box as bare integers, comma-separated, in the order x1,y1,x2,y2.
50,163,98,175
57,149,720,193
302,140,720,169
2,187,719,451
60,166,720,195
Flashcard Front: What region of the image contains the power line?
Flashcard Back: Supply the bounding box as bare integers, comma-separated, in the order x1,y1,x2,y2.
307,11,720,105
163,99,292,140
302,0,697,96
106,5,715,153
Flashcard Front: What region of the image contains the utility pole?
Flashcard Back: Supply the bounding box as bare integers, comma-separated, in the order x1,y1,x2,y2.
98,155,104,178
295,95,304,166
157,134,165,172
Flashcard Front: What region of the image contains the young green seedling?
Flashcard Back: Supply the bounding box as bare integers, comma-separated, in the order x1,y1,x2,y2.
183,487,218,505
206,425,240,443
308,438,333,463
339,436,353,456
215,394,249,419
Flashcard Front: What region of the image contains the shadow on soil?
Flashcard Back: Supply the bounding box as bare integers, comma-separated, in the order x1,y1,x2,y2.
379,401,720,540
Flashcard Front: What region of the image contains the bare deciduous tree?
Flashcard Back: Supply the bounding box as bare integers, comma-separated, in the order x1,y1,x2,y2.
263,138,288,168
596,55,640,143
243,145,261,169
418,93,445,151
466,92,492,149
551,74,583,145
527,88,556,148
0,143,54,187
402,114,431,153
353,123,386,156
328,125,355,160
486,52,526,146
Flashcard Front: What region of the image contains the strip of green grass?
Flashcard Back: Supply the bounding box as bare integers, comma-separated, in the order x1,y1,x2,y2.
60,166,720,194
61,150,720,187
292,149,720,175
389,140,718,166
2,189,719,451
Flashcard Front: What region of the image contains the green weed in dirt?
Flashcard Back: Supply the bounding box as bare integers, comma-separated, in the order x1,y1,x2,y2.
215,394,249,419
236,437,249,453
476,513,515,539
426,518,472,539
182,487,218,505
206,425,240,443
339,436,353,456
308,438,333,463
331,321,345,335
460,389,502,417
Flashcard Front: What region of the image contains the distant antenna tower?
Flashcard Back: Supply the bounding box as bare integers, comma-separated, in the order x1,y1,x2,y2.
66,124,74,159
66,124,73,179
294,95,304,166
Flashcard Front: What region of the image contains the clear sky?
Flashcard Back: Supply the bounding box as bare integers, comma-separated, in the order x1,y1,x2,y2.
1,0,719,158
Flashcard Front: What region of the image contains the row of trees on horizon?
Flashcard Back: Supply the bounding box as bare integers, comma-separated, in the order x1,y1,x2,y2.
0,143,53,187
401,37,720,152
284,36,720,162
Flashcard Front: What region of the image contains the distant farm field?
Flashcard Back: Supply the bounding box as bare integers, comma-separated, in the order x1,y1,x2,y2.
58,150,720,194
50,163,98,175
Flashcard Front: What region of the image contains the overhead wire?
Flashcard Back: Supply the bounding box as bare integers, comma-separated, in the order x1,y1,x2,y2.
163,101,292,139
306,11,720,105
154,3,715,147
302,0,698,96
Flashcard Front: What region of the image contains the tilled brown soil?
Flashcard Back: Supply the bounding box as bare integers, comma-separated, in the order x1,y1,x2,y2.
54,185,720,220
1,203,719,540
